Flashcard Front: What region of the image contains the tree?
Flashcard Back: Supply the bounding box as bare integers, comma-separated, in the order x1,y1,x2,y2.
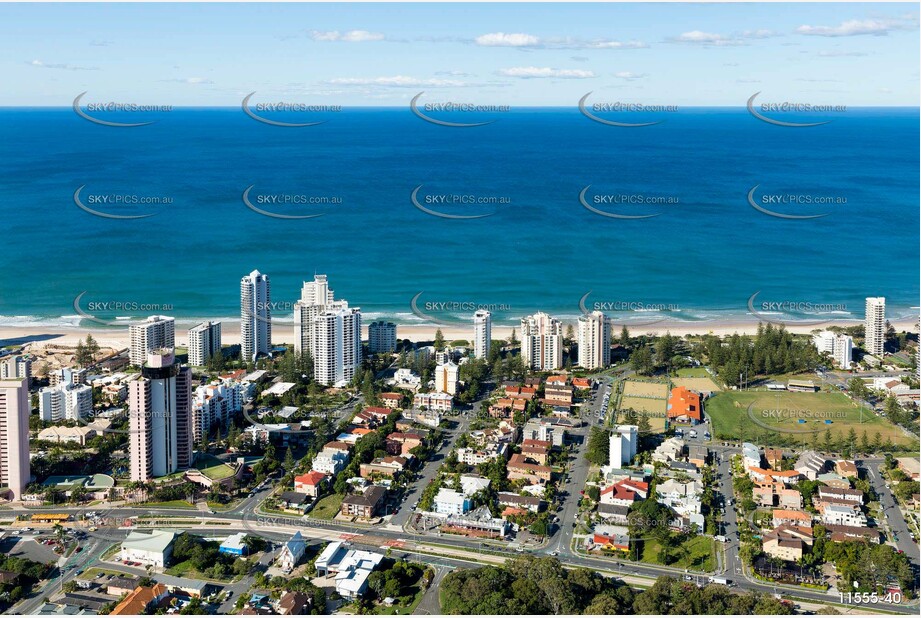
630,346,655,375
619,325,630,348
284,447,296,471
434,329,445,351
585,427,610,466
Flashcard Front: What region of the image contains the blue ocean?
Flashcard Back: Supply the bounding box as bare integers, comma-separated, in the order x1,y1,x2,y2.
0,107,917,330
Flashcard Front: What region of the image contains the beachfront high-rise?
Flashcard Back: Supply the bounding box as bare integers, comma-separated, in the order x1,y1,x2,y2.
520,311,563,371
39,381,93,422
812,331,854,370
0,377,30,500
473,310,491,359
241,270,272,363
0,355,31,388
314,306,362,386
129,350,193,481
368,320,397,354
864,297,886,357
294,275,362,386
188,321,222,366
129,315,175,366
577,310,611,370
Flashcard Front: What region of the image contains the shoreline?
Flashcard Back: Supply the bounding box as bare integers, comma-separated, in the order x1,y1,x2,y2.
2,317,917,351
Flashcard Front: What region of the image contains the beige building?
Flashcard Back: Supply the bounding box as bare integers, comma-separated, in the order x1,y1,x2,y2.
435,361,459,395
129,316,175,366
577,311,611,369
129,350,193,482
864,297,886,356
0,377,30,500
520,312,563,371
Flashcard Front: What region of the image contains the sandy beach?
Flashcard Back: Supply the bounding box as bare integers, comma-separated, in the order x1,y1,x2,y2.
2,317,916,352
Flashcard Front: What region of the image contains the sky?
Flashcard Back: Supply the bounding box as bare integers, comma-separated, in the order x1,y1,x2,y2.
1,2,918,106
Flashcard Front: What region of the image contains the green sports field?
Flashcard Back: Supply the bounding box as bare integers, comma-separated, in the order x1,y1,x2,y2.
707,390,916,449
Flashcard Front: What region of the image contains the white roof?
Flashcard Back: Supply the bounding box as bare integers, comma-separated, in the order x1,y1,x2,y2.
459,475,491,496
121,529,176,553
220,532,247,550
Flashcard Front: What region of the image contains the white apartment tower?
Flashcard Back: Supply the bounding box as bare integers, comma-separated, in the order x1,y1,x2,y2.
294,275,362,386
0,378,30,500
812,331,854,370
188,321,222,366
520,311,563,371
129,316,175,366
241,270,272,363
129,350,193,481
864,297,886,357
314,306,362,387
609,424,638,467
39,382,93,422
577,311,611,370
368,320,397,354
473,310,491,359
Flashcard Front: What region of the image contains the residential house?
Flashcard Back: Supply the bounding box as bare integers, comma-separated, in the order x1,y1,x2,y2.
762,524,814,562
496,492,544,513
341,485,387,519
508,454,552,484
379,393,404,409
277,591,312,615
652,437,685,464
819,503,867,528
794,451,828,481
109,584,168,616
772,509,812,528
765,448,783,470
360,456,409,479
276,532,306,573
294,471,328,498
835,460,858,478
386,432,424,456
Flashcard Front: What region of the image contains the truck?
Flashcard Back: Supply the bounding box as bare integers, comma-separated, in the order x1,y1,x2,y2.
709,576,731,586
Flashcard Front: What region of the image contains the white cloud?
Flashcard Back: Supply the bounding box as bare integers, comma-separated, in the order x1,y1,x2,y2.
475,32,540,47
435,70,473,77
473,32,646,50
162,77,213,85
325,75,466,87
30,59,98,71
796,18,916,37
613,71,647,80
497,66,595,79
671,30,741,46
309,30,385,42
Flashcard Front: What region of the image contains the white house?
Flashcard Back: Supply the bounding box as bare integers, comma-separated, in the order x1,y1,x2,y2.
276,531,306,573
315,541,384,600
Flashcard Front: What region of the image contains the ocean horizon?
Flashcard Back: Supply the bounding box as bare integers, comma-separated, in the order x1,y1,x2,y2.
1,107,917,330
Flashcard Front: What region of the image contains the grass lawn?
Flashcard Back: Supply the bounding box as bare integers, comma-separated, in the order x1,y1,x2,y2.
142,500,196,509
620,395,667,416
166,560,234,582
707,390,917,449
675,367,712,378
309,494,343,520
637,535,715,571
372,585,427,615
672,376,722,393
195,453,236,481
